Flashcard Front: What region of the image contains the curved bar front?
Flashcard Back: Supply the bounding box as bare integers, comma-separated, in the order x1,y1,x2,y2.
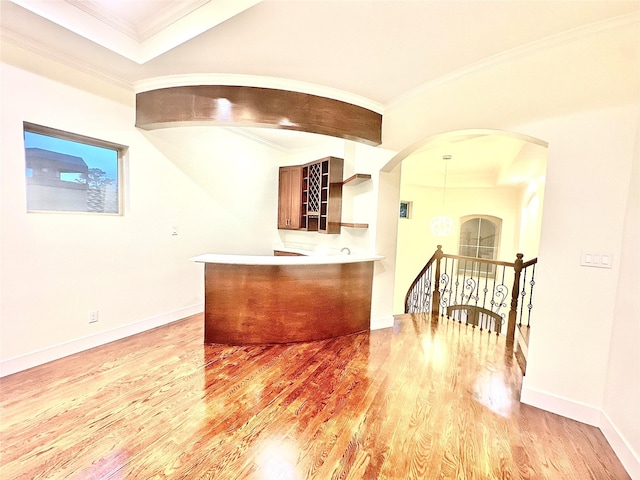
191,254,383,345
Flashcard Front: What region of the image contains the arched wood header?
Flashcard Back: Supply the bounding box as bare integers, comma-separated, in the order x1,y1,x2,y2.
135,85,382,146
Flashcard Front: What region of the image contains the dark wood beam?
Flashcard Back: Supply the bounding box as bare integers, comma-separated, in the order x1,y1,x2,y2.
135,85,382,146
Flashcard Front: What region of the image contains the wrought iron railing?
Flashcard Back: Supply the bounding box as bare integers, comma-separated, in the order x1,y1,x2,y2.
404,245,538,345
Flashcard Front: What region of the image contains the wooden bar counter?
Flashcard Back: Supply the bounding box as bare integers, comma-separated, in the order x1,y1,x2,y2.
190,253,383,345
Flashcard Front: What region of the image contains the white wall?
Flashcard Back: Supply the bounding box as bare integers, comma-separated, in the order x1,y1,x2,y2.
601,111,640,478
368,147,402,329
516,105,636,415
0,63,284,375
512,104,639,478
518,176,546,257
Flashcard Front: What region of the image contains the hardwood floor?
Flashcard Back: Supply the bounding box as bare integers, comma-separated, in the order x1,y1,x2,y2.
0,313,629,479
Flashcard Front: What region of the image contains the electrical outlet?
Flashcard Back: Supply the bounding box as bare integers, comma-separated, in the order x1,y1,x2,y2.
88,310,99,323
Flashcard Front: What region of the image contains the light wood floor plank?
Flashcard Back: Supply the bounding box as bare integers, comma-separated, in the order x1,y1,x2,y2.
0,313,630,479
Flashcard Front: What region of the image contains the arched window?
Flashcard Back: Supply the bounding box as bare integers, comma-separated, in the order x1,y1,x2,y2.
459,216,502,273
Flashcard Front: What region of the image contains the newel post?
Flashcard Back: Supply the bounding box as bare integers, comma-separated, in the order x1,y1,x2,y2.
432,245,444,322
507,253,524,346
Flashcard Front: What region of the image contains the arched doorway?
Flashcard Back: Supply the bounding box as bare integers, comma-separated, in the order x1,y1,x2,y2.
379,128,548,314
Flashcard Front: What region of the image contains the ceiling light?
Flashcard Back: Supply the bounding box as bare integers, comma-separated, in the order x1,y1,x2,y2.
430,155,454,237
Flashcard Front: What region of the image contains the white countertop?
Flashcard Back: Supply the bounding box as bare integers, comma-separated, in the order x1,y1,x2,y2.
190,253,384,266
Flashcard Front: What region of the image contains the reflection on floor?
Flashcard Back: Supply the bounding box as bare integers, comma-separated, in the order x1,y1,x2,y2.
0,313,629,479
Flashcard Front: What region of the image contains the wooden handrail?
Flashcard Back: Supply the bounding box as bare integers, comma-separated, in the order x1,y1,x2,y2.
441,253,516,269
403,245,442,311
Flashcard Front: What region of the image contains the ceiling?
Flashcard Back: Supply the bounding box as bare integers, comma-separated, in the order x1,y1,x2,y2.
1,0,638,187
400,132,548,189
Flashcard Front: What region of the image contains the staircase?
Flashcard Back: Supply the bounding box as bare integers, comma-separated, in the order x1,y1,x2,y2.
405,245,538,373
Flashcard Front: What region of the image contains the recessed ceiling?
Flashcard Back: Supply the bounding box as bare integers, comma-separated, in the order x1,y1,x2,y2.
65,0,209,42
401,133,548,189
7,0,261,63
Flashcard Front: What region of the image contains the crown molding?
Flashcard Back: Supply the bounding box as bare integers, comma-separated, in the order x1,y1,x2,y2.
64,0,210,42
64,0,138,40
0,27,134,91
8,0,262,63
387,11,640,111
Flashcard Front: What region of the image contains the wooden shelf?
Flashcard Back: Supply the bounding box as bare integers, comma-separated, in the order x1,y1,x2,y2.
339,173,370,230
340,222,369,228
342,174,371,186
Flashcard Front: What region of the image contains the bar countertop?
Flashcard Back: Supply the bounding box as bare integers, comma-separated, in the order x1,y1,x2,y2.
190,252,384,266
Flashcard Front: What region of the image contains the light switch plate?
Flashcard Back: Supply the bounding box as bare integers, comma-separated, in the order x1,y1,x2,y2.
580,251,613,269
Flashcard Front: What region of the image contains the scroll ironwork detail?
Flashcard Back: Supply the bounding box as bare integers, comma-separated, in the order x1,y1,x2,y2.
404,245,538,344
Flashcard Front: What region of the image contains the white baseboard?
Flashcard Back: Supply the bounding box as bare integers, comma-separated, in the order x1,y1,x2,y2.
521,385,639,479
520,384,601,426
370,315,394,331
1,311,392,377
600,410,640,480
0,303,204,378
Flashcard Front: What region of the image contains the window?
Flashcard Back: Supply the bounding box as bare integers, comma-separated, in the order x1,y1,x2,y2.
23,122,126,214
458,215,502,274
399,200,412,219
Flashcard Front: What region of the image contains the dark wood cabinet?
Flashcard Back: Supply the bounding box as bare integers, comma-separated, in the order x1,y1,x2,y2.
301,156,343,234
277,166,302,230
279,157,344,234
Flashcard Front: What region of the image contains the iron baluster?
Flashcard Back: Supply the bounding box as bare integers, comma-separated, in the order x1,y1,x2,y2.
446,256,455,317
440,257,451,316
526,263,536,327
432,245,444,320
519,269,527,326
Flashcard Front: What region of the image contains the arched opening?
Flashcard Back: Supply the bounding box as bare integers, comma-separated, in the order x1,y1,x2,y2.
381,129,548,314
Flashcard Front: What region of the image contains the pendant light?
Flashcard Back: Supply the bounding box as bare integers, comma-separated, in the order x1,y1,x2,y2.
430,154,454,236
